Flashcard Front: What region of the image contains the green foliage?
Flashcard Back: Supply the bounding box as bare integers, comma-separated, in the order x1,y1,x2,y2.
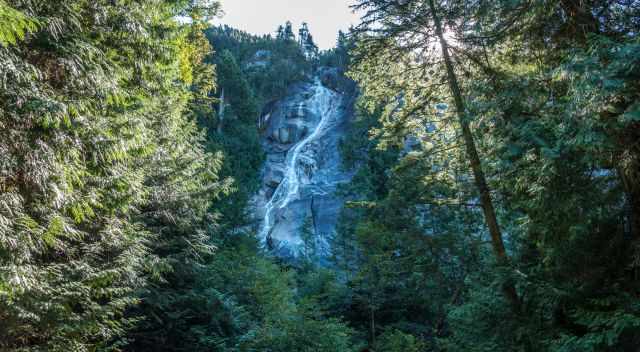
215,49,258,123
239,302,356,352
0,0,228,350
199,23,323,238
130,19,361,352
338,0,640,350
5,0,639,351
375,329,426,352
206,120,264,231
0,1,38,46
300,215,317,260
298,22,319,59
206,25,313,101
319,30,353,71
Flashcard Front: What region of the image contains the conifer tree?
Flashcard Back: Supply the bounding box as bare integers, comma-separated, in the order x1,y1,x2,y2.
351,0,519,310
298,22,319,59
348,0,640,350
283,21,296,42
276,24,285,40
0,1,226,350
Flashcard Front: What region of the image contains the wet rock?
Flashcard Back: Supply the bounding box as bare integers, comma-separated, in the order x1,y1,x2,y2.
259,100,278,129
278,127,291,144
254,77,356,261
317,66,357,94
287,104,308,119
298,125,308,139
271,123,310,144
318,67,341,91
265,186,275,200
265,168,284,188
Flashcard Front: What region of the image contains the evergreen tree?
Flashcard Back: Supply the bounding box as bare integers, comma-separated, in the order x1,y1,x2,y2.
300,215,316,261
352,0,519,312
283,21,295,42
298,22,319,59
276,24,285,40
298,22,310,47
0,1,226,350
215,50,258,127
347,0,640,350
4,1,638,351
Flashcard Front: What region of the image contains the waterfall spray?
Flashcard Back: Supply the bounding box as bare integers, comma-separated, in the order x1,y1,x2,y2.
259,78,341,246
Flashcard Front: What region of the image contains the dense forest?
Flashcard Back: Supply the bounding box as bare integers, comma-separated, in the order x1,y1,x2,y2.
1,0,639,351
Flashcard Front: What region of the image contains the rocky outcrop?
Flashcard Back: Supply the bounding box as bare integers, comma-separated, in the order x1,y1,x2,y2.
245,49,272,69
269,124,309,144
253,70,355,259
264,168,284,188
317,66,357,94
318,67,341,91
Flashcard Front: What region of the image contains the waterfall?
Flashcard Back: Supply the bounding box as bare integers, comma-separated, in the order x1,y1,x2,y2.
259,78,341,245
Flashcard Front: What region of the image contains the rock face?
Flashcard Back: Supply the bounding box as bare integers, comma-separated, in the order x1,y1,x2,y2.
317,66,356,94
253,72,353,259
245,49,272,69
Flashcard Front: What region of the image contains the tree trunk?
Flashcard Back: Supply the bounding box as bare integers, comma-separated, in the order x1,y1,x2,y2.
427,0,520,312
619,167,640,239
217,87,225,134
558,0,599,42
370,305,376,347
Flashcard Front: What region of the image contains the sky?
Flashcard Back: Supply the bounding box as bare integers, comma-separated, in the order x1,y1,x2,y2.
217,0,360,49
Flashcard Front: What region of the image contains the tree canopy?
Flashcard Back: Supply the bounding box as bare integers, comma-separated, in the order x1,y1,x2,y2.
1,0,639,351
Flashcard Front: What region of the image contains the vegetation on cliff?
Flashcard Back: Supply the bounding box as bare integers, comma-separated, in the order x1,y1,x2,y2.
1,0,639,351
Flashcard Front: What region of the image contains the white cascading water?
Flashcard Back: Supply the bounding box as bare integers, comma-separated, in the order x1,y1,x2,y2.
259,78,341,244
